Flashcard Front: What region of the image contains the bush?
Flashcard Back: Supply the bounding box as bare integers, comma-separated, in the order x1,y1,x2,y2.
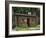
31,23,37,27
17,24,28,28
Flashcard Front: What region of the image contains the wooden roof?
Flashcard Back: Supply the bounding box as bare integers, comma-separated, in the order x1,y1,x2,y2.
15,13,36,17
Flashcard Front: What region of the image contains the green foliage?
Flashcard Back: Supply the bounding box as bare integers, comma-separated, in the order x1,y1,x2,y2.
17,24,28,28
31,23,38,27
12,7,32,14
12,7,40,17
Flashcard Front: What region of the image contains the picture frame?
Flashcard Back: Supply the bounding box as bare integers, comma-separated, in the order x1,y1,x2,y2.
5,1,45,37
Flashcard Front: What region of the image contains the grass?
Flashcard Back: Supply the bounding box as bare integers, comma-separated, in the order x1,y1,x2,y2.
13,23,40,31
